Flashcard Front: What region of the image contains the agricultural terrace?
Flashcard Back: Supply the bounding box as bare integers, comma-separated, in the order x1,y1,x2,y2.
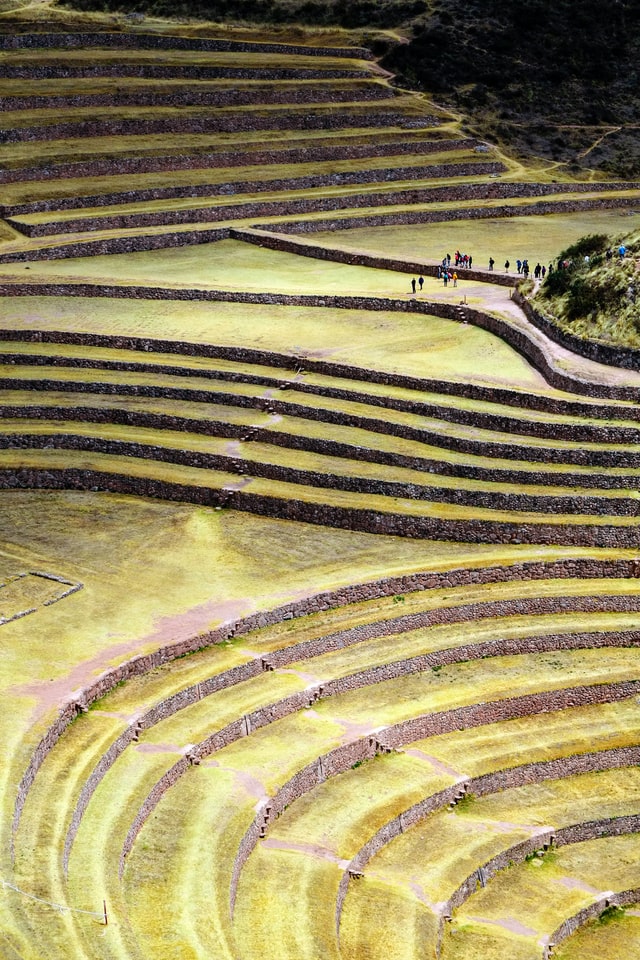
1,5,640,960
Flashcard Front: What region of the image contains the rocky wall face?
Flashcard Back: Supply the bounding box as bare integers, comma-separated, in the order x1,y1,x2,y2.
0,138,476,183
515,289,640,373
4,162,506,218
1,110,436,146
7,164,505,236
7,170,636,218
0,32,374,60
0,82,392,120
0,64,372,82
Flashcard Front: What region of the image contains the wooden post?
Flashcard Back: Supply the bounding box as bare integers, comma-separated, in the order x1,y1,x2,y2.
103,900,108,926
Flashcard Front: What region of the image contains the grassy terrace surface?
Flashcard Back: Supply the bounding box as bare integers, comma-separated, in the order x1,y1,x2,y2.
2,10,640,960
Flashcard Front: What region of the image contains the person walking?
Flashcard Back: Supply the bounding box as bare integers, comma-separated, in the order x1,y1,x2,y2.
504,260,510,272
418,275,424,291
452,272,458,287
489,257,495,270
411,278,416,293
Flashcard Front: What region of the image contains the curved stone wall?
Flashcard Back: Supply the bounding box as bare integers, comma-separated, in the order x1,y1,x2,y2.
228,683,640,909
14,555,640,850
65,628,640,874
515,289,640,373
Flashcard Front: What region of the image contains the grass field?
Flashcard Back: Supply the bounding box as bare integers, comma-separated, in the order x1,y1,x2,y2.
2,6,640,959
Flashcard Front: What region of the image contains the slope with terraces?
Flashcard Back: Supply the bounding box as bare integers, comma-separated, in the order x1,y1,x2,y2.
1,10,640,960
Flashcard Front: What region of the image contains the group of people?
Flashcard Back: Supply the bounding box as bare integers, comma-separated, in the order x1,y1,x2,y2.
408,249,558,294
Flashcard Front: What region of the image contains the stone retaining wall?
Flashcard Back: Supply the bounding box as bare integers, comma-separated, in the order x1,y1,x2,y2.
0,64,372,82
515,289,640,373
3,160,506,218
7,164,504,236
0,465,637,546
3,433,638,516
0,81,390,115
3,336,637,431
1,285,636,400
14,554,640,849
337,744,640,935
268,195,640,235
229,682,640,910
0,32,373,59
6,172,635,219
1,109,423,145
0,137,472,184
1,368,638,452
71,627,640,875
545,885,640,958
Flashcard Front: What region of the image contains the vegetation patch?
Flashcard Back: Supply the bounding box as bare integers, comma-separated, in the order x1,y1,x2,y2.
534,228,640,349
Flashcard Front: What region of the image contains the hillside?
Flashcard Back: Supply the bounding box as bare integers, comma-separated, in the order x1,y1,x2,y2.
533,229,640,349
33,0,640,177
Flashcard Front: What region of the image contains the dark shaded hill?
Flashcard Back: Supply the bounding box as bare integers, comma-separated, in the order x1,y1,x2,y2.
382,0,640,177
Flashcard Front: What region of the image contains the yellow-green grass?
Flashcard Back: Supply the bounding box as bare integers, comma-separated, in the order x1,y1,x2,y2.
2,384,640,496
6,485,574,957
4,355,640,437
0,336,637,421
0,125,449,173
5,352,640,433
1,93,426,130
6,444,640,531
0,48,374,70
310,208,640,272
421,698,640,777
20,568,635,905
3,376,640,468
0,291,551,392
122,765,246,960
0,76,390,97
9,191,640,250
49,630,640,869
341,768,640,959
341,874,435,960
0,146,482,207
0,236,494,297
554,905,640,960
70,688,640,956
442,835,640,960
0,127,452,173
9,160,497,226
73,656,640,957
5,418,640,510
50,648,637,868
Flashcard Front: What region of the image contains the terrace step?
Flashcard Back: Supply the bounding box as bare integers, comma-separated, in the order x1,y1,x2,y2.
4,161,503,227
78,676,640,957
3,419,640,518
16,584,640,924
3,357,640,440
4,171,618,220
244,766,640,960
441,834,640,960
0,147,482,209
2,365,640,472
0,134,472,184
